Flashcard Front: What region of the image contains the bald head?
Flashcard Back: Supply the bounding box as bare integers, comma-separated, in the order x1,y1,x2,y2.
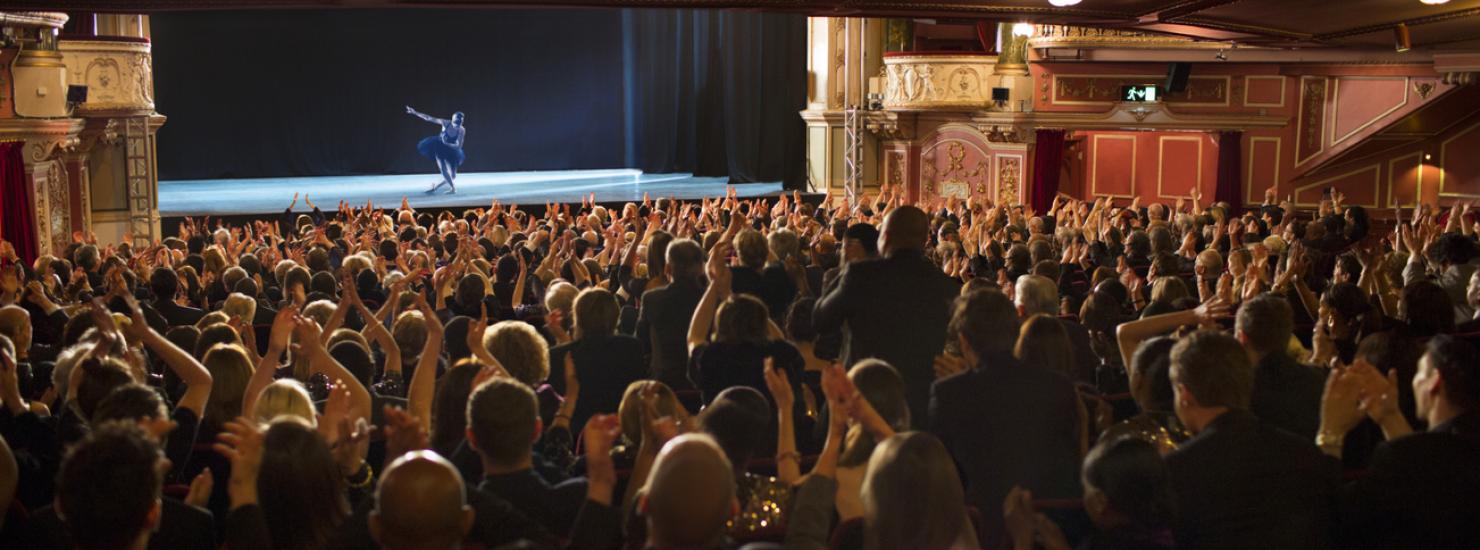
880,206,930,257
643,434,737,548
371,451,473,550
0,305,30,353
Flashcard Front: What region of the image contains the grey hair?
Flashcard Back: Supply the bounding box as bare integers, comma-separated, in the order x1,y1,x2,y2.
1014,274,1059,317
52,341,98,397
768,229,801,262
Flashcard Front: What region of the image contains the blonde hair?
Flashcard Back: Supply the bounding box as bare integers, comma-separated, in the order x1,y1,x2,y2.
393,310,428,358
618,382,687,445
326,328,369,355
342,254,373,277
302,300,337,328
202,247,227,275
481,321,550,387
222,292,258,323
544,282,579,315
489,225,510,247
254,379,318,426
196,311,230,330
203,343,254,427
573,288,619,339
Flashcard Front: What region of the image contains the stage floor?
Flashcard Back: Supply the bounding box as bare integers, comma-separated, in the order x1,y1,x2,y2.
158,170,785,216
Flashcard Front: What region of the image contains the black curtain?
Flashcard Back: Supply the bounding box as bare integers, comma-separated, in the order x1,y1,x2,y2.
150,9,805,188
622,9,805,186
151,10,627,180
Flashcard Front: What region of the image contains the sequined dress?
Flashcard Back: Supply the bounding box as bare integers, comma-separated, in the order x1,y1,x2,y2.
728,472,793,536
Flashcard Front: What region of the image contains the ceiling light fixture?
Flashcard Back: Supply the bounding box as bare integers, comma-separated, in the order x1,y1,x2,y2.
1048,0,1082,6
1420,0,1450,5
1394,23,1412,52
1012,22,1035,37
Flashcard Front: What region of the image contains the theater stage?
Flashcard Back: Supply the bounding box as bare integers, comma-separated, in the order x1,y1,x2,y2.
157,169,786,217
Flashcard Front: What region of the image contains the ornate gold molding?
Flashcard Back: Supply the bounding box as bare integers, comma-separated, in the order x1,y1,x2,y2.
15,50,65,68
1028,24,1232,51
0,11,68,29
0,118,85,161
863,110,915,139
59,38,156,114
882,54,998,111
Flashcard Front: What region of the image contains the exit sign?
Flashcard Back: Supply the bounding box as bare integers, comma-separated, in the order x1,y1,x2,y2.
1121,85,1159,102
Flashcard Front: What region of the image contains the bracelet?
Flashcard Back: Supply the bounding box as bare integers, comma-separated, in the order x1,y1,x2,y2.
346,460,374,490
776,452,801,463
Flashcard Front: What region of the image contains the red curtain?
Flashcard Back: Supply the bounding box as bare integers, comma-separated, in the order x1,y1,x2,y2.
1215,131,1244,215
1031,129,1066,215
0,142,38,266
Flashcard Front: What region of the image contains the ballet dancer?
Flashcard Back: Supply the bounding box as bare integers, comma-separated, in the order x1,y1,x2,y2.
406,106,466,194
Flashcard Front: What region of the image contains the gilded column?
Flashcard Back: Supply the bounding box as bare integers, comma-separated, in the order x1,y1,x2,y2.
801,17,885,194
59,17,163,247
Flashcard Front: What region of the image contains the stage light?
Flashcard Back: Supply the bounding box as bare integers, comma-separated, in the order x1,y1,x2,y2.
1048,0,1082,6
1394,24,1412,52
1425,153,1433,161
1012,23,1035,37
1421,0,1450,5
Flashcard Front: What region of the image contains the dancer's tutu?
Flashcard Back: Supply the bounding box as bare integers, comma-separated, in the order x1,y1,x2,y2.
417,136,465,167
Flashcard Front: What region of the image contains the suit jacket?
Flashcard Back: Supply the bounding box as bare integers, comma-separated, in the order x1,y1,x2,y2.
1166,409,1336,550
24,497,215,550
479,469,588,537
151,299,206,328
635,278,705,389
332,482,558,549
1058,318,1100,385
1250,351,1326,440
1338,410,1480,550
929,351,1082,518
548,334,648,431
815,249,959,428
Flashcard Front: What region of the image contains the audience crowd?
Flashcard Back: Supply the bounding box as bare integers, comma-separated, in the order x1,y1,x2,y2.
0,184,1477,550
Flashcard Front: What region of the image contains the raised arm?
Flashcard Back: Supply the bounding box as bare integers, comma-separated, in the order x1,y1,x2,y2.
764,358,801,484
405,106,444,125
243,305,297,419
123,295,214,417
1115,298,1229,368
406,293,443,434
688,243,732,354
294,315,373,425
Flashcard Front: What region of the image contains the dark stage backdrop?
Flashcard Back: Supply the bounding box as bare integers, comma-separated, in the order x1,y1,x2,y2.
151,9,805,187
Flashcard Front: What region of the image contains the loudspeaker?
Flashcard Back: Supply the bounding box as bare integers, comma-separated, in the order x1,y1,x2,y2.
1164,63,1191,93
66,85,88,103
991,87,1011,102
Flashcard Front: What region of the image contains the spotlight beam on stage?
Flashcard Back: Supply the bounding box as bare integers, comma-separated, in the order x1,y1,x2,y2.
157,169,784,216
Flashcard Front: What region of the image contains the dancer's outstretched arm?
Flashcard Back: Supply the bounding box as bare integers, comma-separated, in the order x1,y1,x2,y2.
405,106,445,125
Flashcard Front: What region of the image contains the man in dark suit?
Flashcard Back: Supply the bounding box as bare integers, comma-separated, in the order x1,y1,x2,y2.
29,423,216,550
1323,335,1480,549
1237,294,1325,439
929,289,1082,519
815,206,958,428
1166,330,1336,550
468,379,586,536
636,239,707,390
147,267,205,329
814,223,879,363
548,288,648,431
